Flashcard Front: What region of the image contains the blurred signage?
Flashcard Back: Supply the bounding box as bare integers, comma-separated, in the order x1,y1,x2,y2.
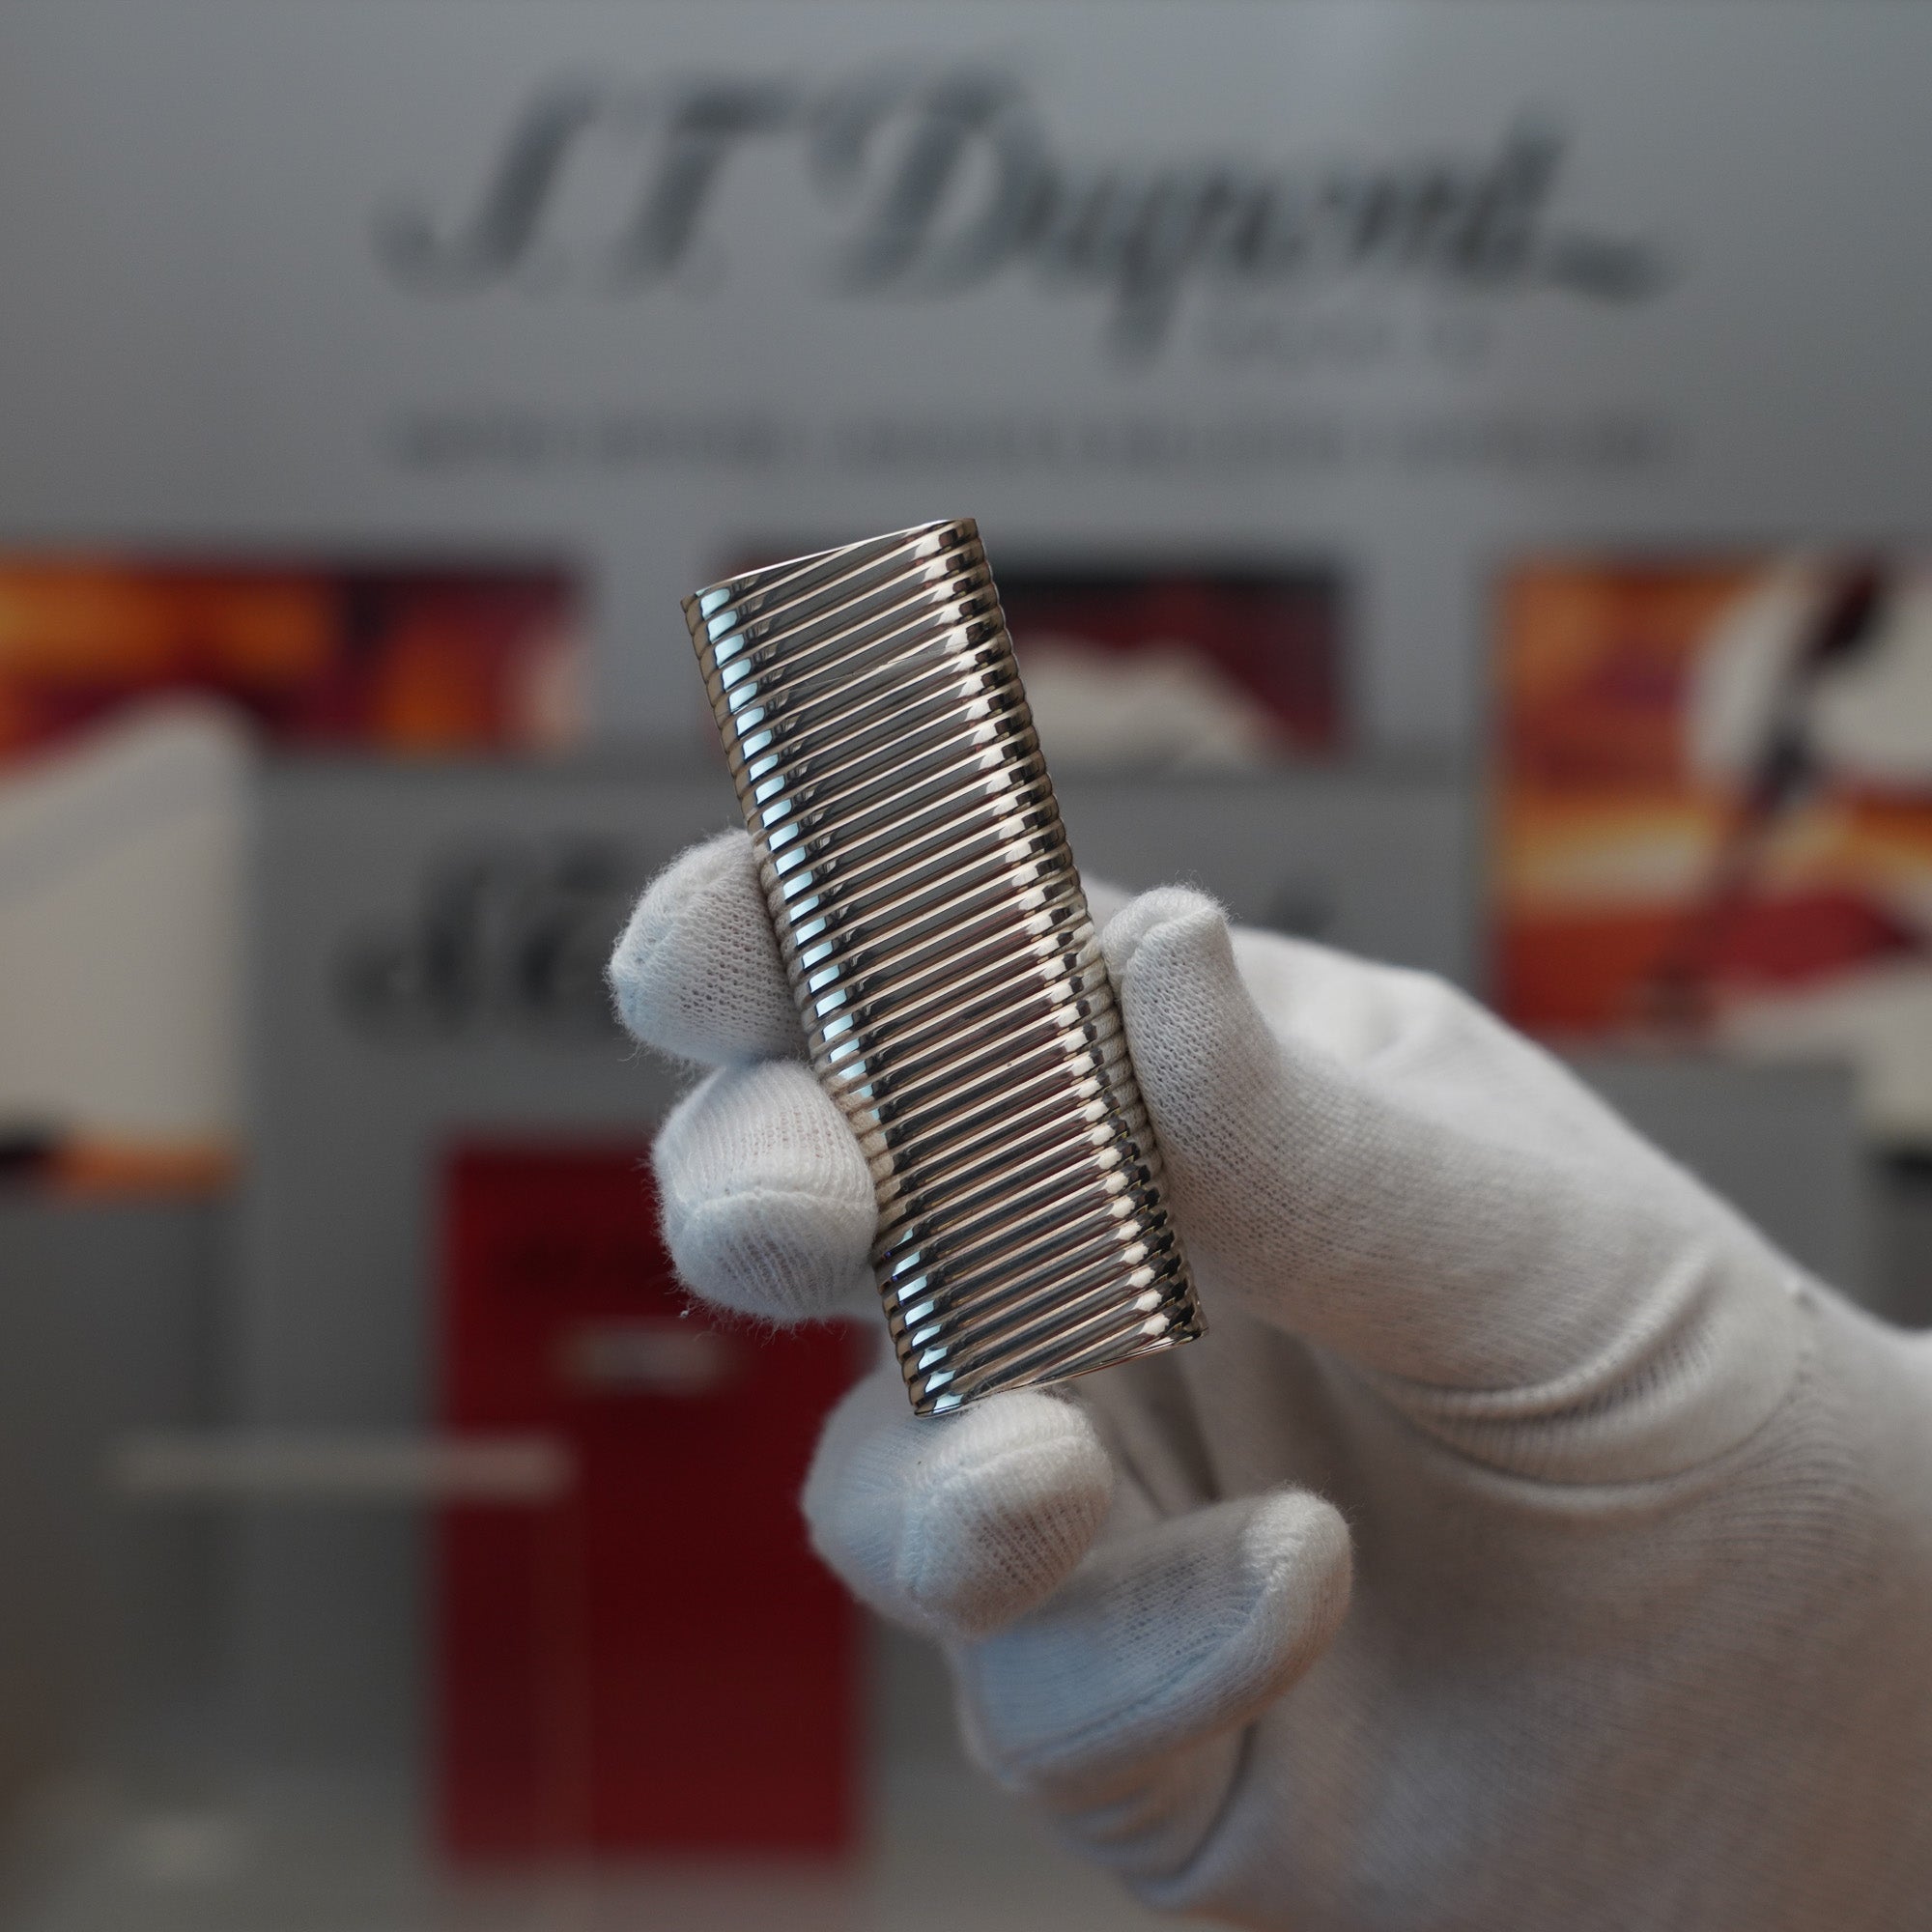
5,2,1929,757
336,835,638,1040
378,74,1664,358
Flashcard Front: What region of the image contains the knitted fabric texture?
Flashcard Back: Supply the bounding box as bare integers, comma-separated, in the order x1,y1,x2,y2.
611,832,1932,1932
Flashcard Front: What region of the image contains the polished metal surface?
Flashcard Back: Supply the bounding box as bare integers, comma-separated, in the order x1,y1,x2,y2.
685,518,1205,1413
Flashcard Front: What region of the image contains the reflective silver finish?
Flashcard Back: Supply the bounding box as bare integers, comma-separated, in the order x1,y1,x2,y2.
684,518,1204,1414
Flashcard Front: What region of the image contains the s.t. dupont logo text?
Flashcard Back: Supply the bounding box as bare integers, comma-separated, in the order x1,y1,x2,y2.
336,838,638,1040
376,67,1667,358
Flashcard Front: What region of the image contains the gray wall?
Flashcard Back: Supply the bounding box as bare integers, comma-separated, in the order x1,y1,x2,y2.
0,1198,225,1813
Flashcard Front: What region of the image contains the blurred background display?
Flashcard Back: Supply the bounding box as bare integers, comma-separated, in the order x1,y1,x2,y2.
0,562,580,763
0,560,580,1203
1002,566,1343,770
0,0,1929,1925
1496,556,1932,1145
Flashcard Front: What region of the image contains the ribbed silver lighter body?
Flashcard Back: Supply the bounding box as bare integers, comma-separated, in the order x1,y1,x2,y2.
685,519,1204,1414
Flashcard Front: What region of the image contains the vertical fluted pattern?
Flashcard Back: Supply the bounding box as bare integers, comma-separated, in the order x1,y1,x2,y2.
685,518,1203,1413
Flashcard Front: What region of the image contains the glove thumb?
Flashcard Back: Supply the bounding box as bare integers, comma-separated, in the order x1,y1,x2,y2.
1101,887,1323,1311
1102,889,1805,1477
1101,885,1605,1379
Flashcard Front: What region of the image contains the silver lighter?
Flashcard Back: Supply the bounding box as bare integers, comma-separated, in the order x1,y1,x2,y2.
685,518,1205,1414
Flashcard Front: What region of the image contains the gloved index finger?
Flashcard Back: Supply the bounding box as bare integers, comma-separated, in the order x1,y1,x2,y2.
608,829,805,1066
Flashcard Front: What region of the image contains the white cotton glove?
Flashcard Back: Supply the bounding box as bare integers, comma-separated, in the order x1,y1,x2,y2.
611,829,1932,1932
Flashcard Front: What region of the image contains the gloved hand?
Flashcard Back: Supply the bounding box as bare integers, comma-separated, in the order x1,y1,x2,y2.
610,830,1932,1932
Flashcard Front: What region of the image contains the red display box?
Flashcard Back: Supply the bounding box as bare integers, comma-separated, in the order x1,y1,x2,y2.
437,1143,861,1861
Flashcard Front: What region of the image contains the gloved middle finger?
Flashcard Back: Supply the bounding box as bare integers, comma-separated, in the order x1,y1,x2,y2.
654,1057,876,1323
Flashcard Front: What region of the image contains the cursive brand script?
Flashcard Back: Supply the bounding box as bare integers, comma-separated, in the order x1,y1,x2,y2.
337,837,638,1040
378,68,1667,356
